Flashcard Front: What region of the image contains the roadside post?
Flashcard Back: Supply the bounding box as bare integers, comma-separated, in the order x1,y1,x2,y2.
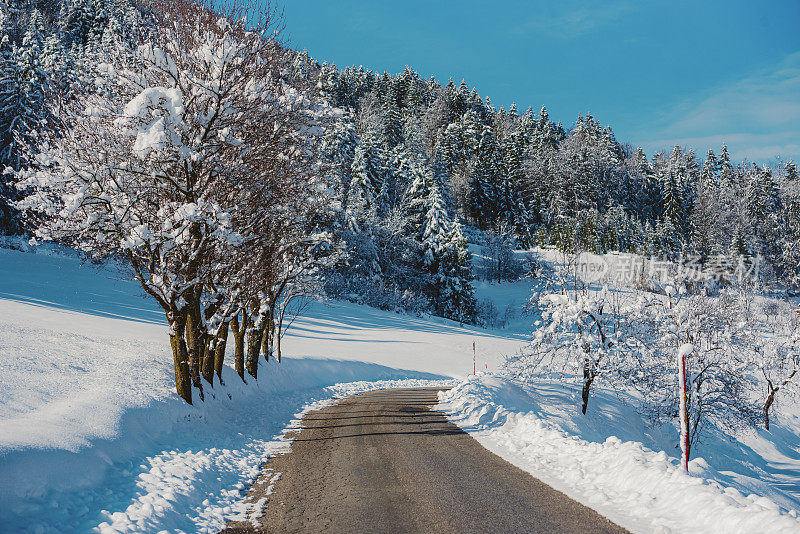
678,344,692,471
473,341,476,375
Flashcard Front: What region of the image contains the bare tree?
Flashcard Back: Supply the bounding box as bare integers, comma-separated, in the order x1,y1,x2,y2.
749,302,800,430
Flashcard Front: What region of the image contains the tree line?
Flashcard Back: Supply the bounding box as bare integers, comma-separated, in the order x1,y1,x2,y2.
311,61,799,297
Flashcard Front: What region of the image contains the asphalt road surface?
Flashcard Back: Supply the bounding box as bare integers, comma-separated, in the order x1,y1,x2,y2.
222,387,628,534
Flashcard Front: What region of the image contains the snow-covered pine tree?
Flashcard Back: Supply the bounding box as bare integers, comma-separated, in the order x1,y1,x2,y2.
355,135,388,212
786,160,798,182
0,28,20,232
496,129,525,228
436,220,476,322
746,164,782,275
469,123,497,227
401,159,474,320
382,96,403,148
658,147,686,251
322,111,357,186
346,145,378,232
781,198,800,289
691,151,721,260
747,164,779,223
419,180,475,321
719,143,735,188
0,7,51,234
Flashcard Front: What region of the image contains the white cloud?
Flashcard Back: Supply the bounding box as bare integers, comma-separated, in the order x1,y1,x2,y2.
640,51,800,162
511,1,638,40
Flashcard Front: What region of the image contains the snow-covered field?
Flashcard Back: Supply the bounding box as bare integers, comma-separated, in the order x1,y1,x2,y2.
2,242,800,533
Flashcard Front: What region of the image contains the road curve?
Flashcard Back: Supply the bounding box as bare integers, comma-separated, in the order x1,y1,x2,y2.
222,387,628,534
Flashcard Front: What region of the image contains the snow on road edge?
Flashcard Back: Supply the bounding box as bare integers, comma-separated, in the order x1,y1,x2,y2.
94,377,457,534
436,374,800,534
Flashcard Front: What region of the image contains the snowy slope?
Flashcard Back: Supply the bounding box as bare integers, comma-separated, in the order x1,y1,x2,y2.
0,243,524,533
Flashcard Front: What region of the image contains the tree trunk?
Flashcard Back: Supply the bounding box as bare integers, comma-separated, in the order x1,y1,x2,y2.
679,349,690,470
581,357,594,415
764,389,776,431
185,309,204,400
201,333,215,386
231,312,247,382
276,305,286,363
580,376,593,415
261,321,272,362
245,314,265,380
214,321,229,382
266,308,277,362
168,313,192,405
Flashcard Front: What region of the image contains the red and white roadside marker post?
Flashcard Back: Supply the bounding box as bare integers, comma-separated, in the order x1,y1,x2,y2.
678,343,693,471
473,341,476,375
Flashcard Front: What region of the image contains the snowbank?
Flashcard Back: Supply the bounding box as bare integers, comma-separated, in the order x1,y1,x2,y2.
88,372,454,534
437,374,800,534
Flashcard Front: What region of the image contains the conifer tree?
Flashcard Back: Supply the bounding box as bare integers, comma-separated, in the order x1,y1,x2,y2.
692,153,721,261
419,181,475,321
661,169,683,248
383,97,403,148
747,164,779,222
0,31,20,232
401,160,475,321
470,123,497,227
781,190,800,288
346,145,377,232
786,160,798,182
497,130,525,227
0,7,53,233
343,146,382,282
719,143,734,187
436,222,476,322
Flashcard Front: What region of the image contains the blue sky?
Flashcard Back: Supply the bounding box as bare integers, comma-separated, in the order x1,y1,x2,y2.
281,0,800,164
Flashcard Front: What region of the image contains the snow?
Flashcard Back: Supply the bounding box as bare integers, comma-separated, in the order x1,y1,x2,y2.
88,376,455,534
3,241,800,533
437,374,800,534
116,86,185,157
0,242,514,533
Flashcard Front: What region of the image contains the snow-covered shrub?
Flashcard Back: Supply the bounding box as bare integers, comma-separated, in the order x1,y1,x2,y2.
322,271,431,316
509,272,628,414
475,298,500,328
621,291,760,456
502,301,518,325
746,300,800,430
479,229,522,282
511,252,770,461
